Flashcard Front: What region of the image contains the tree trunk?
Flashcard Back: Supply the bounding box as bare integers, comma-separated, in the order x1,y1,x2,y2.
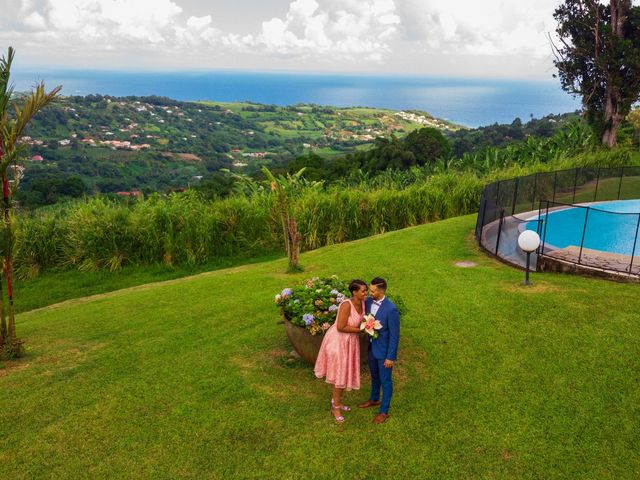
602,83,624,147
0,269,4,348
2,173,15,341
0,138,4,348
281,210,291,261
288,218,300,270
602,0,631,147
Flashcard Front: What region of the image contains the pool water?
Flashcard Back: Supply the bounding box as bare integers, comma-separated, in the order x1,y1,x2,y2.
526,199,640,255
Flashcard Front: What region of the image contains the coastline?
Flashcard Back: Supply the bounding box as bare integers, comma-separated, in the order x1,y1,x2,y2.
12,70,580,128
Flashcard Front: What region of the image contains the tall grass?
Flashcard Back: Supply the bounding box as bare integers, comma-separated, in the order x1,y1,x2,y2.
12,173,482,277
12,147,640,277
14,191,279,277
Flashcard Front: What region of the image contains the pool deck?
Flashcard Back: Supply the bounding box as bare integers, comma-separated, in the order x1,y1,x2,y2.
480,202,640,281
538,246,640,281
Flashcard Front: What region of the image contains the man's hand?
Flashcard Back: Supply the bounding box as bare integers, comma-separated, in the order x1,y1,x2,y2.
384,359,394,368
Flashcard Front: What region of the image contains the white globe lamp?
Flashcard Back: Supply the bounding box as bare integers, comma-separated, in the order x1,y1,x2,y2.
518,230,540,285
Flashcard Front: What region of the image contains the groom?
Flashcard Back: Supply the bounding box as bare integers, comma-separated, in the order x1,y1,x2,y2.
358,277,400,424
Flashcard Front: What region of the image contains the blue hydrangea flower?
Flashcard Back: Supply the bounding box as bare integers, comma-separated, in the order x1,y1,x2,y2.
328,304,339,312
330,289,339,295
302,313,314,325
281,288,293,297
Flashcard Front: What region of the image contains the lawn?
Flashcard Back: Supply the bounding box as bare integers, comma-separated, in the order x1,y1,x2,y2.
11,253,281,314
1,214,638,479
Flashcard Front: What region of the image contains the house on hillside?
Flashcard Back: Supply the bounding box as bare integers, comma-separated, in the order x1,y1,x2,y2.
116,190,142,197
241,152,267,158
130,144,151,151
101,140,131,149
30,155,44,162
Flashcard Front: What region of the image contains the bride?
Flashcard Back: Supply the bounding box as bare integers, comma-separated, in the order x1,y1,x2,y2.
314,279,367,423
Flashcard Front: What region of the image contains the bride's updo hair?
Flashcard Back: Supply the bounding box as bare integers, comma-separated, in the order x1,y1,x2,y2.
348,279,367,294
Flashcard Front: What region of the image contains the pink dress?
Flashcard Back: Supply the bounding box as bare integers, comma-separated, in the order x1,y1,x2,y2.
314,299,363,390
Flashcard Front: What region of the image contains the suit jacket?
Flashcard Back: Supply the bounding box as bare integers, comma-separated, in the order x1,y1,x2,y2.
365,296,400,361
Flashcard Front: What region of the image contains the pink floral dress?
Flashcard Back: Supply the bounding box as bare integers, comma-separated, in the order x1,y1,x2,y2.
314,299,363,390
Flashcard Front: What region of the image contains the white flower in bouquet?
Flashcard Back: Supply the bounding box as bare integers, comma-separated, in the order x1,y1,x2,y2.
360,314,382,338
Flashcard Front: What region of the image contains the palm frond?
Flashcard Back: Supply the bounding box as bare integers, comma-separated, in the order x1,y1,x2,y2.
0,47,16,122
1,80,62,168
0,47,14,96
10,82,62,140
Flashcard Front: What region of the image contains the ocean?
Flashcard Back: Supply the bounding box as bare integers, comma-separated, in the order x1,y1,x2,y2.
13,69,580,128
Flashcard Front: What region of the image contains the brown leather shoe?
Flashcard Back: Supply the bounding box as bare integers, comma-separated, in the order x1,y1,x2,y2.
373,413,389,424
357,399,381,409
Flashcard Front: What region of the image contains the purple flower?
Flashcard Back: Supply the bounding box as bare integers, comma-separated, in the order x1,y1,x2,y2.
328,304,339,313
302,313,314,325
281,288,293,297
330,289,339,295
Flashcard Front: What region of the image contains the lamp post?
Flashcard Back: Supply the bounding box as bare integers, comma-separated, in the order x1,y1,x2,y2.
518,230,541,286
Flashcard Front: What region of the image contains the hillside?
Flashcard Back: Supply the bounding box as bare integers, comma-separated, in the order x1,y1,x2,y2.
19,95,457,204
1,215,637,479
19,93,585,208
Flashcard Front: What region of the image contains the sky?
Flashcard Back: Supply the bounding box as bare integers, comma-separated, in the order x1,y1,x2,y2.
0,0,576,78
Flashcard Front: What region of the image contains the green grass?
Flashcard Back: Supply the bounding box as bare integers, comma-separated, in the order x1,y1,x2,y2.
12,253,281,315
1,214,639,479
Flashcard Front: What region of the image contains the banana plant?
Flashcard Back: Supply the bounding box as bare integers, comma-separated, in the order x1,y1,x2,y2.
261,167,322,272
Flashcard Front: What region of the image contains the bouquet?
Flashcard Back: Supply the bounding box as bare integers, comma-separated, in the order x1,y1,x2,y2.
360,314,382,339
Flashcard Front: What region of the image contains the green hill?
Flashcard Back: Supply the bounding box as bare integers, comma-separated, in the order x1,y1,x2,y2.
1,215,637,478
20,95,459,206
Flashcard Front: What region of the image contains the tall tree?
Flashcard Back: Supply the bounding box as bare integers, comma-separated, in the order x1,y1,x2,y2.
403,127,452,166
553,0,640,146
0,47,60,358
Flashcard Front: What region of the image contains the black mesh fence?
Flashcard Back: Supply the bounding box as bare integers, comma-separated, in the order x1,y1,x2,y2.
476,166,640,276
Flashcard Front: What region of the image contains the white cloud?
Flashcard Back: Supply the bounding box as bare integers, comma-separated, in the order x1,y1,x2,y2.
1,0,574,75
396,0,559,58
186,15,212,31
175,15,220,47
225,0,401,62
43,0,183,43
5,0,215,49
24,11,47,29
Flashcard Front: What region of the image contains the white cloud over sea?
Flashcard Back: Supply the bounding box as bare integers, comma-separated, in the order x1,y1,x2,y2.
0,0,585,77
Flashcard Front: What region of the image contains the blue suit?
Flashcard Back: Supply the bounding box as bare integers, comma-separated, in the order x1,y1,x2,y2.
365,296,400,414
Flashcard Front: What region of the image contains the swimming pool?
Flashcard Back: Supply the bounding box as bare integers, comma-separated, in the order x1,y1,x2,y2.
526,199,640,256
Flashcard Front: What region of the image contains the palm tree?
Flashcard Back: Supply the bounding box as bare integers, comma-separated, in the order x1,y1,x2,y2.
0,47,61,357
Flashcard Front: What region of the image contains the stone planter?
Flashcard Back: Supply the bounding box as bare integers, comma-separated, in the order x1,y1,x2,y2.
283,316,369,365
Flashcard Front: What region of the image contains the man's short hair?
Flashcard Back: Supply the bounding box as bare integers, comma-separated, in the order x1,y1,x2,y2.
371,277,387,291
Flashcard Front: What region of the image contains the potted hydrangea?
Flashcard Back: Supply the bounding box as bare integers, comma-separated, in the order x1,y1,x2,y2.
274,276,369,365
